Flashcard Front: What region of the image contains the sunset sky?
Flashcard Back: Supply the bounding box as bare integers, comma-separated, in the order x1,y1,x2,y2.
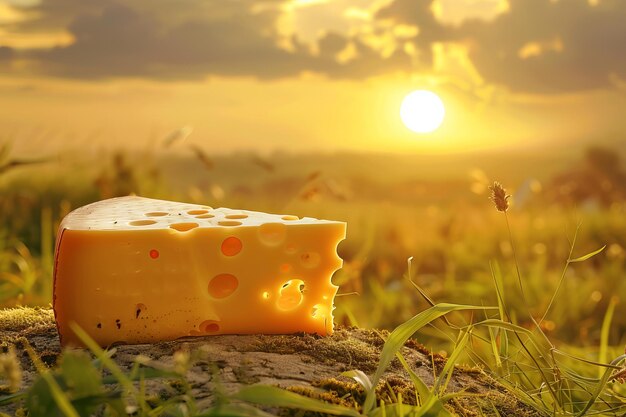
1,0,626,155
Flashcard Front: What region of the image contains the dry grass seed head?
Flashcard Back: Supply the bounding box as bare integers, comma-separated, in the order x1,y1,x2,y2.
489,181,510,212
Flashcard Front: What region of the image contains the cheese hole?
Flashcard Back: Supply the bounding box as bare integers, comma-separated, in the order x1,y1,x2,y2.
199,320,220,333
221,236,242,256
145,212,168,217
130,220,157,226
262,291,270,300
225,214,248,219
276,279,304,311
311,304,328,320
149,249,159,259
300,252,321,268
282,215,299,221
196,214,215,219
135,303,147,318
208,273,239,298
258,223,287,246
170,222,199,232
188,209,209,215
218,220,242,226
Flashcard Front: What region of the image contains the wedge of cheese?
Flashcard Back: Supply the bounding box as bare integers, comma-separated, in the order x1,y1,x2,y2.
53,196,346,347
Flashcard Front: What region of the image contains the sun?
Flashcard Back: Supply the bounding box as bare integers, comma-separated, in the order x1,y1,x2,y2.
400,90,445,134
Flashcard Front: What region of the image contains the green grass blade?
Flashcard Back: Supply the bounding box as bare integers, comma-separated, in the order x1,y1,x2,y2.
569,245,606,263
598,297,617,378
471,319,533,335
396,352,429,405
433,328,471,396
577,354,626,416
394,352,453,416
487,325,502,369
0,392,26,406
234,385,361,416
364,303,496,413
489,261,509,362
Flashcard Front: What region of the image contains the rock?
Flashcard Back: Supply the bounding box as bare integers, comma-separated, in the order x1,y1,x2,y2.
0,308,541,416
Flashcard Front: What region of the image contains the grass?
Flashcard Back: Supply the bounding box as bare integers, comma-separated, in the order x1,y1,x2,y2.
0,142,625,415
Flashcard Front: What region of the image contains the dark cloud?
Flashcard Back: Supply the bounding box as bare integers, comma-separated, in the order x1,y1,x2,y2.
379,0,626,93
3,0,411,80
377,0,451,46
3,0,102,33
24,0,310,79
4,0,625,93
318,32,349,58
458,0,626,93
0,46,14,60
376,0,453,66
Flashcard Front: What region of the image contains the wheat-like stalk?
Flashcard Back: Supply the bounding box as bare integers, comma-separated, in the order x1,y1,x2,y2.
489,181,510,212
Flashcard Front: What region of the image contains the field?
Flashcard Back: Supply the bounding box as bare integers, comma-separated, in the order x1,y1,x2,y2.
1,140,626,416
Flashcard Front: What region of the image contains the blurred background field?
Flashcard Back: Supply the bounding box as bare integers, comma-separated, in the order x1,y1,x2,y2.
2,138,625,353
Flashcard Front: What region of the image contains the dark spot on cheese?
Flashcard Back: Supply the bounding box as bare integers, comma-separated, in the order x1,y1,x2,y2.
136,303,147,318
115,319,121,329
97,323,102,329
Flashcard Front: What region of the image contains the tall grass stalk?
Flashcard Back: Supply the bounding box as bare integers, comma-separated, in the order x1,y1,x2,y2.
598,297,618,378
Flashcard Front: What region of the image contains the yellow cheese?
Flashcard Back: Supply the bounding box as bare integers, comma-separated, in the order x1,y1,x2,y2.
53,196,346,346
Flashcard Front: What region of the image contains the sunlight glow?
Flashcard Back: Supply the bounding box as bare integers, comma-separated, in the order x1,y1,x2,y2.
400,90,445,134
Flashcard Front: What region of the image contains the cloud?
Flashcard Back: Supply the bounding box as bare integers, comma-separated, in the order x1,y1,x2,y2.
460,0,626,93
3,0,626,93
378,0,626,93
0,46,14,60
376,0,453,66
26,1,309,79
3,0,412,80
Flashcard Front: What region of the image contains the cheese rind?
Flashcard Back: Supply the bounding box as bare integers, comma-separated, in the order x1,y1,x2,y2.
53,196,346,346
